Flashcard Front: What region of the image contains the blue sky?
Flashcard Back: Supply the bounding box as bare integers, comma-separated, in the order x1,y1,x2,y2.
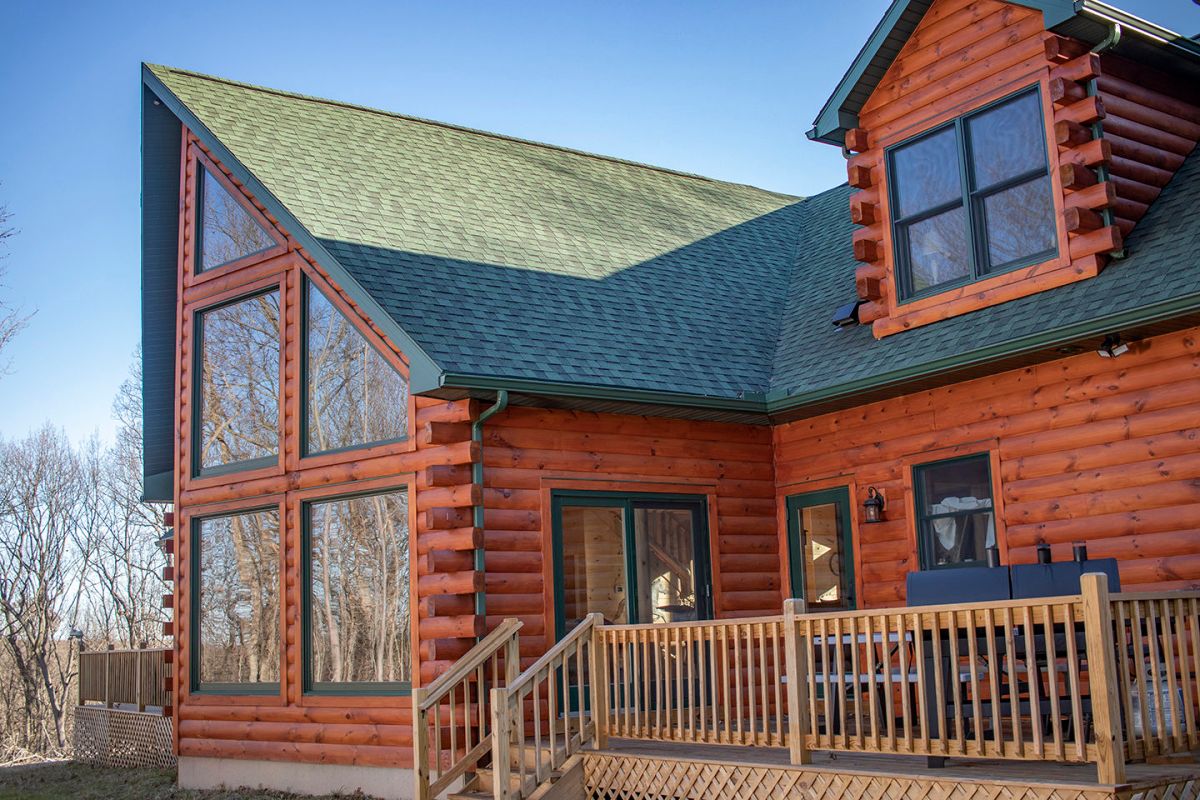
0,0,1193,443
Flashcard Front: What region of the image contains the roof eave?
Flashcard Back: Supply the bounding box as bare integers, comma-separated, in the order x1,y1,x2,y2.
140,63,445,394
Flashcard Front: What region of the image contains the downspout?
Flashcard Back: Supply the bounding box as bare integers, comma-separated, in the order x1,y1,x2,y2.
471,390,508,631
1087,23,1126,259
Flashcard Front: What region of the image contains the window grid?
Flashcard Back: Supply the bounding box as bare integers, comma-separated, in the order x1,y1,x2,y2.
888,87,1057,302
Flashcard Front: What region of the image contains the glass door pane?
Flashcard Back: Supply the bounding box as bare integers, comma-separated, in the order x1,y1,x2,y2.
634,507,699,624
560,505,628,628
787,489,855,610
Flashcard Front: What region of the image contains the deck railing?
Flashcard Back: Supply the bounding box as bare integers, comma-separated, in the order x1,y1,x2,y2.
413,618,522,800
77,647,171,711
595,616,788,748
416,577,1200,799
492,613,604,800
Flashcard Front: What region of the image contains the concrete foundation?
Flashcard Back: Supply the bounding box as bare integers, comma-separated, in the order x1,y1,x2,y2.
177,755,414,800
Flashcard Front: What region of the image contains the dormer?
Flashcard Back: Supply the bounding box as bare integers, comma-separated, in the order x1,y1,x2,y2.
810,0,1200,338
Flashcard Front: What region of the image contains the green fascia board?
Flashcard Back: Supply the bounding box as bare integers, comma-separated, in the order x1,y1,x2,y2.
438,372,768,412
142,469,173,504
140,64,444,395
807,0,1079,146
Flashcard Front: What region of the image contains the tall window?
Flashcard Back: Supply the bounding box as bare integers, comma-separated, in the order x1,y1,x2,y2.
914,454,996,569
306,489,411,692
197,167,276,272
193,509,281,692
888,88,1056,300
195,290,281,474
304,280,409,455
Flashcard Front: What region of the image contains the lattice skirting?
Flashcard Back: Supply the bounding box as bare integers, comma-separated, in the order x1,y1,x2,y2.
72,706,176,770
584,753,1200,800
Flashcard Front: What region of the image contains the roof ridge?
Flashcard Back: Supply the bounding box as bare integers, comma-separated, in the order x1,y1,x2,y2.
146,63,803,200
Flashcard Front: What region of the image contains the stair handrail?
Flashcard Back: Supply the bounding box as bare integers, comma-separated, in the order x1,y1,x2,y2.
491,613,605,800
414,617,523,800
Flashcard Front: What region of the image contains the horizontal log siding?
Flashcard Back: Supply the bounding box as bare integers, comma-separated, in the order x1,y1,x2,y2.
173,132,466,769
460,407,779,669
774,325,1200,609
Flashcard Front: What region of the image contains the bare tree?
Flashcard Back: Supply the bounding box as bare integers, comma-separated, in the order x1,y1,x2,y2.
0,201,32,371
0,426,94,754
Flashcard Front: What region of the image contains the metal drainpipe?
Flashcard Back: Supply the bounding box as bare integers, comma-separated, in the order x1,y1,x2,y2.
470,390,508,632
1087,23,1125,258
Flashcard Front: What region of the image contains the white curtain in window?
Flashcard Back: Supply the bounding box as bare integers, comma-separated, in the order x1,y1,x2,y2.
931,496,995,551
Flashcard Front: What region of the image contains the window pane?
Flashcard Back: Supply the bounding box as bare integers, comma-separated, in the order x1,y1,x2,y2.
561,506,627,627
309,491,411,685
634,508,697,624
198,292,280,471
968,91,1046,188
905,206,970,293
197,510,280,686
798,503,846,609
306,282,410,454
199,168,275,271
891,126,961,218
983,175,1056,269
917,456,995,567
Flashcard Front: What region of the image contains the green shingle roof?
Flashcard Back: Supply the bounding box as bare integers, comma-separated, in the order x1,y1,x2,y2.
144,64,1200,418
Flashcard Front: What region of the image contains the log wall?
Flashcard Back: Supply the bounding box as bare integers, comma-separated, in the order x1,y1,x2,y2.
773,325,1200,609
844,0,1199,338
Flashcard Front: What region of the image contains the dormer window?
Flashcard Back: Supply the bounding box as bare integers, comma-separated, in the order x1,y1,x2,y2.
888,88,1057,301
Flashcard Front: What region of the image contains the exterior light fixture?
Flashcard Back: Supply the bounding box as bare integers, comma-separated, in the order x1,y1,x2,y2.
1098,333,1128,358
156,528,174,554
831,300,863,329
863,487,885,523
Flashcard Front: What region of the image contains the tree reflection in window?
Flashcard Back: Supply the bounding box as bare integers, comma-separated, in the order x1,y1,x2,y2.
305,281,409,455
308,491,411,687
197,291,280,472
196,509,280,689
198,167,276,272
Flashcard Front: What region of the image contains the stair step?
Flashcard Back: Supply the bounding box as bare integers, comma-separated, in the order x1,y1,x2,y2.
448,792,491,800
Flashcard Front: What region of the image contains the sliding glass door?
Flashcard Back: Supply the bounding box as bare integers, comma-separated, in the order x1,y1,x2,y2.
552,492,712,640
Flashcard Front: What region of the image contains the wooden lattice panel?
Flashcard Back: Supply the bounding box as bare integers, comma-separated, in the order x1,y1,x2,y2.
583,752,1128,800
1127,781,1200,800
72,706,176,770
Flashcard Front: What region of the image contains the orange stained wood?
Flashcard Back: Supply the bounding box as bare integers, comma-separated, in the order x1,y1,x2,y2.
774,324,1200,609
845,0,1200,338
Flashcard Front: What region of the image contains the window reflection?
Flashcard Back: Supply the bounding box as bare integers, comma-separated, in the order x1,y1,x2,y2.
306,281,409,454
198,167,276,272
196,510,280,688
308,491,411,686
197,291,280,472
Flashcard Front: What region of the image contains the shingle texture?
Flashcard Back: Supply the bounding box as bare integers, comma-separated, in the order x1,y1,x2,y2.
148,65,1200,404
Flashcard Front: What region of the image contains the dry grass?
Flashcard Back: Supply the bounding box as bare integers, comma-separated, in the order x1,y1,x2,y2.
0,760,376,800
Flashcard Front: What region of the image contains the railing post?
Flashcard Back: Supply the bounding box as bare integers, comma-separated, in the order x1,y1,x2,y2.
783,598,810,765
136,652,144,711
588,613,608,750
412,689,430,800
1081,573,1126,784
105,647,112,708
490,687,511,800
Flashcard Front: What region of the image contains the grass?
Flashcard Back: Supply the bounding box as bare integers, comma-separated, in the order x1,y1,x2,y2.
0,760,374,800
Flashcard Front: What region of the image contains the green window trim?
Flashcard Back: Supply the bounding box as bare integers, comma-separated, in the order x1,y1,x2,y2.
785,487,856,610
550,490,714,642
299,275,411,460
913,452,997,571
887,85,1058,303
189,507,282,696
191,287,283,479
300,485,412,697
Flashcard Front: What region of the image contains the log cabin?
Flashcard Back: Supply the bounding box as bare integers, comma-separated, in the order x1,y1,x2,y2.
132,1,1200,798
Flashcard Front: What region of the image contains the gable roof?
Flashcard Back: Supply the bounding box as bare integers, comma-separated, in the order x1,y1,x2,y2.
142,62,1200,424
809,0,1200,146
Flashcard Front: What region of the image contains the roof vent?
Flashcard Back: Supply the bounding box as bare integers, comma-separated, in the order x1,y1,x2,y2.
832,300,863,330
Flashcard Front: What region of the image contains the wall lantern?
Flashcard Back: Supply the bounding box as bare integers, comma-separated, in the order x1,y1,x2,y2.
863,487,885,523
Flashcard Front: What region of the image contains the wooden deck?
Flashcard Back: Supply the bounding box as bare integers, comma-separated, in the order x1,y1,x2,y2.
586,738,1200,800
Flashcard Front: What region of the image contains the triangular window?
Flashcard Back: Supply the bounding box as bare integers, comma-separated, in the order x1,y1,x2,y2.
197,167,277,272
304,279,409,455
